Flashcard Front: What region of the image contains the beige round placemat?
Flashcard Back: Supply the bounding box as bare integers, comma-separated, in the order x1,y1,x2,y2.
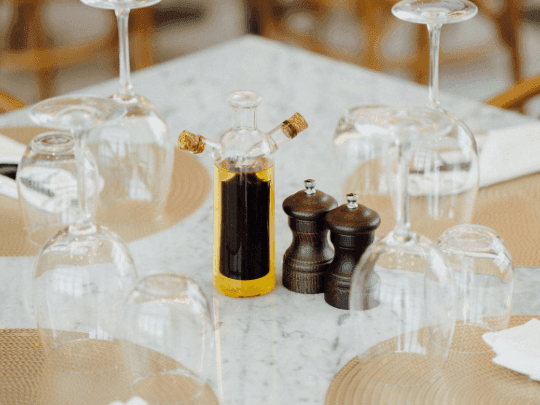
345,169,540,267
325,315,540,405
0,126,211,257
472,173,540,268
0,329,219,405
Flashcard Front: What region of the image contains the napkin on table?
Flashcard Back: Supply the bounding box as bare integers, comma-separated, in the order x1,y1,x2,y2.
482,318,540,380
479,123,540,188
0,132,25,199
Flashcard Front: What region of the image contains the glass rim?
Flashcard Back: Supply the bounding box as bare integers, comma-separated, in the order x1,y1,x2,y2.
392,0,478,25
352,106,455,142
29,95,126,131
30,131,74,155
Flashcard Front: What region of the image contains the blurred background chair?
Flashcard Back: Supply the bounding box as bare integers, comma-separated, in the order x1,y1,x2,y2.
1,0,117,101
1,0,540,116
246,0,527,85
486,74,540,112
0,88,25,112
0,0,208,104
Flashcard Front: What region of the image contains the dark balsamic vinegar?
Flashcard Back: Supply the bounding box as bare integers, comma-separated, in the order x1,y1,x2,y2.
220,171,270,280
213,161,275,298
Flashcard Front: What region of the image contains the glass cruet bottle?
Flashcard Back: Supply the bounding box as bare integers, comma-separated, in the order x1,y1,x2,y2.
178,90,308,298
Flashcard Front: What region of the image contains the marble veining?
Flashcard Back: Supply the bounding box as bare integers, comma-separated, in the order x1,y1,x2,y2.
0,36,539,405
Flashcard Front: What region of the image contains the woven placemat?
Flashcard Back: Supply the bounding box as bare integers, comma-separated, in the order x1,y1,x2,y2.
0,126,210,257
0,329,219,405
325,315,540,405
345,169,540,267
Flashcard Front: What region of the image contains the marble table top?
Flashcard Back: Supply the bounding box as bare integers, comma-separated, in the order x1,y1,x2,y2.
1,36,539,405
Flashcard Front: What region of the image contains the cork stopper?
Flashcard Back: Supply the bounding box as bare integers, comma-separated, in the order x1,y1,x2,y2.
178,131,206,154
282,113,308,138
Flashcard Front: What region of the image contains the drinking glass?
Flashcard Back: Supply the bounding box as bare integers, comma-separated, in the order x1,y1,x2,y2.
80,0,174,225
17,131,99,246
437,224,514,353
333,105,395,237
121,274,216,405
30,96,138,375
349,106,456,388
392,0,480,237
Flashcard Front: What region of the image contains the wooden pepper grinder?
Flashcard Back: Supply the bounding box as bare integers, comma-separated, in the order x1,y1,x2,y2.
324,193,381,309
282,179,338,293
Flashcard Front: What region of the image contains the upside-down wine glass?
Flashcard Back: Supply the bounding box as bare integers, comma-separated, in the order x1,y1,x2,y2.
80,0,174,225
121,274,217,404
30,96,138,375
391,0,480,239
349,107,455,389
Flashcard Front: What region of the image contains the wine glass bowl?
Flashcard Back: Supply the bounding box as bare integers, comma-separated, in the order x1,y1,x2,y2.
87,95,173,224
407,119,479,239
349,106,456,388
121,274,215,404
33,224,138,373
17,131,99,246
337,103,478,240
437,224,514,353
30,96,126,130
333,106,394,236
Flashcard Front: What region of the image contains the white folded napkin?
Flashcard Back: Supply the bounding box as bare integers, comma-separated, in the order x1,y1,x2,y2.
0,173,18,200
479,124,540,188
0,132,26,164
482,318,540,380
0,132,25,199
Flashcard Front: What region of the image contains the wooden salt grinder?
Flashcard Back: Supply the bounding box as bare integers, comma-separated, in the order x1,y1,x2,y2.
324,193,380,309
282,179,338,293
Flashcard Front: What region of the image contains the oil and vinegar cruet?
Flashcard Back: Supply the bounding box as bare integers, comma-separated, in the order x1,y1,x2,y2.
178,90,308,298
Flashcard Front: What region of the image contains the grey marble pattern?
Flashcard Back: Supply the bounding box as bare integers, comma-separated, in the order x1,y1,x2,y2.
0,36,539,405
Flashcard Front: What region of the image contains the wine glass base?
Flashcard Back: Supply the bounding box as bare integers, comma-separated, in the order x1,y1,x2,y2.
392,0,478,25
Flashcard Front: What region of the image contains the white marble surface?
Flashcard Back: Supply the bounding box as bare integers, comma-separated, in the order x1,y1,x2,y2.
1,36,540,405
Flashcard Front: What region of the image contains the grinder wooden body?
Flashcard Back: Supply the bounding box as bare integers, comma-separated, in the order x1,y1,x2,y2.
282,180,337,294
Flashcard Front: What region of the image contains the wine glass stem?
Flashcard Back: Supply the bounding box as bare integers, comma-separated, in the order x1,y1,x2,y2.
394,139,412,237
73,128,92,227
427,23,442,111
116,8,134,98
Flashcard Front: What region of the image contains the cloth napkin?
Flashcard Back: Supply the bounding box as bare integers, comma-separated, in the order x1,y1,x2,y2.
482,318,540,380
479,123,540,188
0,132,25,199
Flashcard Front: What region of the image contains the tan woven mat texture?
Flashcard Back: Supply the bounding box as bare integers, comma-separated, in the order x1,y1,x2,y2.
345,171,540,267
0,126,210,257
0,329,219,405
326,315,540,405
